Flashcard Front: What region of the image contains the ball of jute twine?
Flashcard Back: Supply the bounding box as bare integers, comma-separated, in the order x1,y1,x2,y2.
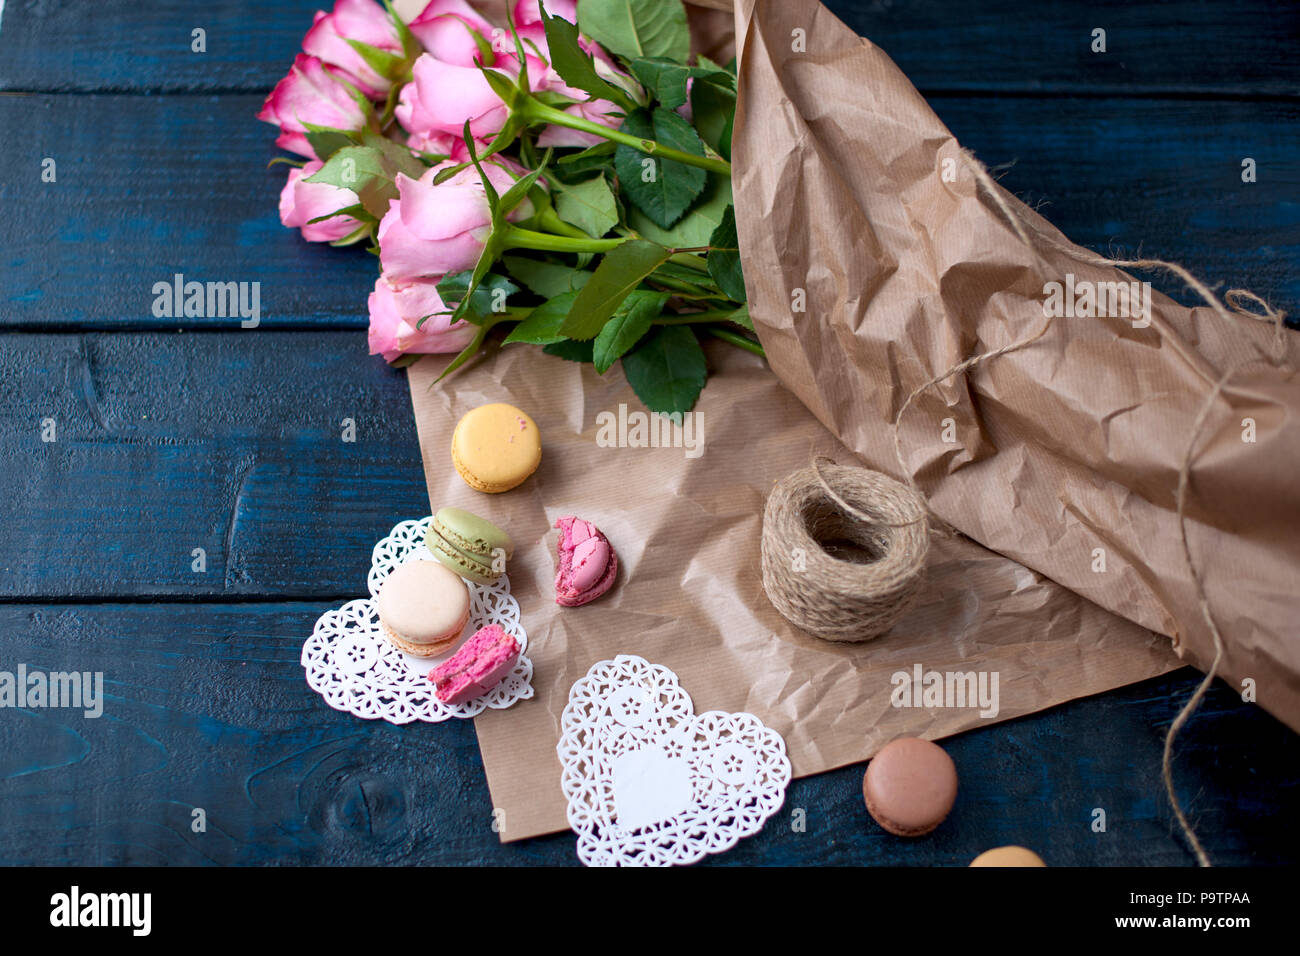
758,148,1291,865
761,458,928,642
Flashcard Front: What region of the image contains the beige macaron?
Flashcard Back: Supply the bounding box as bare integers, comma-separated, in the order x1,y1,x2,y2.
970,846,1047,867
376,560,470,658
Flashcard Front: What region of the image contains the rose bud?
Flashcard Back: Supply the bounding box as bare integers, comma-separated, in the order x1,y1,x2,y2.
257,53,368,159
377,159,537,281
278,160,362,243
301,0,404,99
398,52,513,141
368,275,478,362
409,0,496,67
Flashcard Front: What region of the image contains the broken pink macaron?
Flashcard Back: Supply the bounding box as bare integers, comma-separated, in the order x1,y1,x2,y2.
427,624,520,705
554,516,618,607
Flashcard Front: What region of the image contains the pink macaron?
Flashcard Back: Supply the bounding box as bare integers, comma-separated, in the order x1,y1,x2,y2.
428,624,520,705
553,516,618,607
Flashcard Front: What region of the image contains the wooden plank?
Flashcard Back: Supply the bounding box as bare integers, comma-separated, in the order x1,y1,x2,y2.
0,0,1296,96
2,94,380,330
0,331,428,599
3,93,1297,328
0,602,1293,865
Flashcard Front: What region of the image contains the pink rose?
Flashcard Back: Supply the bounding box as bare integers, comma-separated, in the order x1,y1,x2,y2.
368,275,478,362
301,0,403,99
398,52,513,141
279,160,363,243
395,82,460,155
377,159,537,280
257,53,369,159
409,0,495,67
394,94,490,159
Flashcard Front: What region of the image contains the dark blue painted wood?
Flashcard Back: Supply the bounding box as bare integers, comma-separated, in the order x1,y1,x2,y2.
1,0,1297,867
2,94,1296,327
0,603,1294,865
0,0,1296,96
0,332,423,598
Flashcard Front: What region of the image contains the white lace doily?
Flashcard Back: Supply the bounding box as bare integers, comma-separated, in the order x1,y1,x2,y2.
301,517,533,723
558,655,791,866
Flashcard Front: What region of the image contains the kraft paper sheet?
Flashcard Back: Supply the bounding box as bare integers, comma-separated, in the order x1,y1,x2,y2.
404,0,1297,842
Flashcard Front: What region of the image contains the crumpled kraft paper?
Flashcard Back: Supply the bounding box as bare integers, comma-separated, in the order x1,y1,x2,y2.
403,0,1294,843
730,0,1300,732
408,337,1178,842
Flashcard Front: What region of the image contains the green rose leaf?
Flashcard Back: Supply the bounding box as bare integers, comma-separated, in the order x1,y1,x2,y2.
301,122,360,163
706,205,746,303
593,290,669,373
543,339,595,363
436,271,520,322
503,291,580,345
504,256,592,296
555,174,619,238
345,38,407,81
498,147,552,217
689,78,736,160
726,304,753,331
502,256,592,298
628,172,731,247
360,130,429,181
557,141,616,166
305,202,375,226
541,7,634,110
577,0,690,62
621,325,707,415
625,57,734,111
614,108,707,229
559,239,670,340
625,57,691,110
305,144,402,219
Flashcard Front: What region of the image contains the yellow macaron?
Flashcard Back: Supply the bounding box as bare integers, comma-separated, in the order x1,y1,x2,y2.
451,403,542,494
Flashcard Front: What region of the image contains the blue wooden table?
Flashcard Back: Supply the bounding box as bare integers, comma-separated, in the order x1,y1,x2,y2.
1,0,1297,866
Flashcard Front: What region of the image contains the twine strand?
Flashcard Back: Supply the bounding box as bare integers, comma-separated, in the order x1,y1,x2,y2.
955,151,1289,865
761,149,1288,864
761,461,929,643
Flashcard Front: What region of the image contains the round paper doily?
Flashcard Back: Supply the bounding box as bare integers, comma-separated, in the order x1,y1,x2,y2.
302,517,533,723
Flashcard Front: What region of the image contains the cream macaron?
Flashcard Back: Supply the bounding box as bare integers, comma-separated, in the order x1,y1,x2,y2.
376,559,470,658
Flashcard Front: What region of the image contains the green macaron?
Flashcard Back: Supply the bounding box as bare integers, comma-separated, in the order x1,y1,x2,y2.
426,507,514,584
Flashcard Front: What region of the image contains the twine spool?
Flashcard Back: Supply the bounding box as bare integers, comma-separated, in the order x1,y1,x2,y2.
755,148,1289,864
761,458,929,642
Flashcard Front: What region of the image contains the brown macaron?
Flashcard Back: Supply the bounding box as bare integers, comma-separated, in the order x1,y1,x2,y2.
862,736,958,837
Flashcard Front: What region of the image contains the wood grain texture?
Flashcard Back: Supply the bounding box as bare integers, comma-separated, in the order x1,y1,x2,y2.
0,332,424,598
2,93,1296,328
0,0,1296,96
2,0,1297,867
0,95,378,329
0,602,1295,865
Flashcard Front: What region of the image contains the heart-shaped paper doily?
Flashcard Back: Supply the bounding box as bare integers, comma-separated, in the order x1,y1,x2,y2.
301,517,533,723
558,654,791,866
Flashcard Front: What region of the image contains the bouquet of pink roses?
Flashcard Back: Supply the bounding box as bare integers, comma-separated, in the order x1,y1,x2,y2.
260,0,754,414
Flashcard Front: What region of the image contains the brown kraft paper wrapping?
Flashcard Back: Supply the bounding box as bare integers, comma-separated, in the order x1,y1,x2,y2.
730,0,1300,730
402,0,1293,842
408,334,1178,841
